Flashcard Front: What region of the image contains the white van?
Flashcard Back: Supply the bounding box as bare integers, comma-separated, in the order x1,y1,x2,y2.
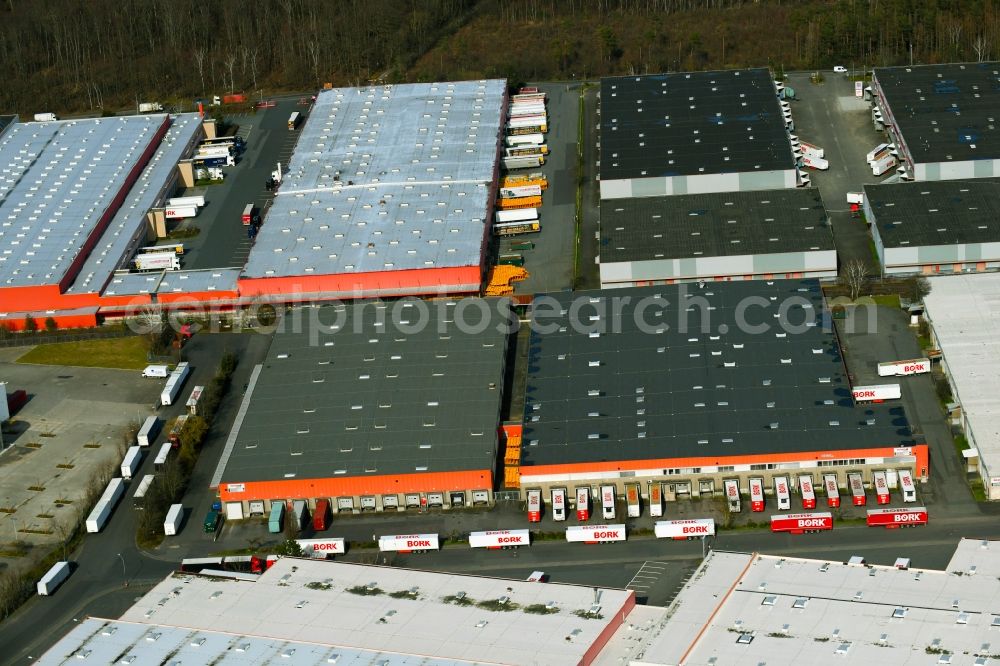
142,365,169,378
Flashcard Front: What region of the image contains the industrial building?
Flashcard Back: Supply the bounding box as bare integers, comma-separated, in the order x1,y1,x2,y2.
599,188,836,287
212,299,510,518
599,539,1000,665
518,280,927,506
238,80,507,301
871,62,1000,181
923,273,1000,499
866,179,1000,276
39,558,636,666
599,69,797,200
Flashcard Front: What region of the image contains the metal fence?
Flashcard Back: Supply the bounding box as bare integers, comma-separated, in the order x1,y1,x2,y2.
0,328,135,348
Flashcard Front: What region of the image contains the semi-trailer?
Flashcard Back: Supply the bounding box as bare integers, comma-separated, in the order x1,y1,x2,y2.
164,503,184,535
136,415,160,447
120,446,142,480
36,561,71,596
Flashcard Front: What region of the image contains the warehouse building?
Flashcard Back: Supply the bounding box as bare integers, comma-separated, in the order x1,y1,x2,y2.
923,273,1000,499
599,69,797,200
866,179,1000,276
599,188,835,287
519,280,927,506
212,299,510,518
40,558,636,666
871,62,1000,181
238,80,506,301
599,539,1000,666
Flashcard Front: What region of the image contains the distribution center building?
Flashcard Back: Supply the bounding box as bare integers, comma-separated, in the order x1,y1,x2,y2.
213,299,510,518
519,280,927,505
871,62,1000,181
599,188,836,287
923,273,1000,499
599,68,797,200
238,80,507,301
865,179,1000,276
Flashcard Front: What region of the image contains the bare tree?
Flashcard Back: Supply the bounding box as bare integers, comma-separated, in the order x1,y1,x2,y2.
193,48,207,96
842,259,869,302
224,53,237,93
973,34,989,62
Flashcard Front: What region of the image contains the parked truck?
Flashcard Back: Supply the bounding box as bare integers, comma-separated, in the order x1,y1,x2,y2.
137,415,160,447
134,253,180,271
625,483,641,518
37,561,71,596
120,446,143,480
161,362,190,407
164,504,184,535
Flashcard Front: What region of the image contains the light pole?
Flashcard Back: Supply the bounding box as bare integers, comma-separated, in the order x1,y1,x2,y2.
117,552,127,587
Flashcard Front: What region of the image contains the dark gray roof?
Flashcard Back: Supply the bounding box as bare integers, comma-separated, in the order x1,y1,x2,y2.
599,69,795,181
600,188,833,262
874,62,1000,163
521,281,914,468
222,299,509,483
866,178,1000,248
0,115,15,135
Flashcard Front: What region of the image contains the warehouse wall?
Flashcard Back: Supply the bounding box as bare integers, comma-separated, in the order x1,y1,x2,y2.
599,169,797,199
599,249,837,286
916,159,1000,181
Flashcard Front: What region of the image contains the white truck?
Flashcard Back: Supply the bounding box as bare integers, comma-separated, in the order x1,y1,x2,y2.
161,362,191,407
33,113,58,122
164,503,184,535
134,253,180,271
142,365,169,378
136,415,160,447
120,446,143,480
139,102,164,113
37,561,71,595
877,358,930,377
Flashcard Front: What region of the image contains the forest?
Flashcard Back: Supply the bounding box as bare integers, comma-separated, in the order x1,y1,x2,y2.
1,0,999,115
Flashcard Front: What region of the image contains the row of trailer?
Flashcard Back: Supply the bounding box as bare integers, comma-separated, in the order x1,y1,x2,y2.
495,87,549,238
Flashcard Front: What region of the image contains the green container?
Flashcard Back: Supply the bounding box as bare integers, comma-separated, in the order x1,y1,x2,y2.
510,241,534,251
498,254,524,267
203,510,221,533
783,87,796,99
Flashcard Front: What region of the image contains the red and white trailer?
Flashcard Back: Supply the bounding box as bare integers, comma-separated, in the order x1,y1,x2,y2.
648,483,663,518
377,534,439,553
770,512,833,534
749,477,765,512
565,524,626,544
899,469,917,503
551,487,567,522
852,384,901,402
600,485,616,520
527,489,542,523
724,479,741,512
469,529,530,549
824,474,841,508
654,519,715,540
575,487,590,521
848,472,867,506
867,507,927,528
297,538,346,557
873,471,891,505
799,475,816,510
774,475,791,510
877,358,930,377
799,141,825,158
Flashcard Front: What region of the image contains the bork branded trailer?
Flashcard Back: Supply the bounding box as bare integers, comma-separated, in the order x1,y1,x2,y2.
878,358,930,377
867,507,928,528
873,471,891,504
848,472,867,506
378,534,440,553
600,485,616,520
724,479,741,512
469,529,530,549
297,538,346,557
852,384,901,402
551,487,566,521
565,524,626,544
575,487,590,521
775,475,791,510
799,475,816,509
824,474,840,508
526,489,541,522
626,483,641,518
654,519,715,540
899,469,917,502
749,477,765,512
648,483,663,518
770,512,833,534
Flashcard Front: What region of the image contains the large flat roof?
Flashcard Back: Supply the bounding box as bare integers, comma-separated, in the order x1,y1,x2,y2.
599,69,794,181
241,80,505,280
522,281,913,467
0,115,168,289
875,62,1000,164
923,273,1000,476
866,178,1000,248
103,267,240,297
600,188,833,262
108,558,633,666
221,299,508,484
616,542,1000,665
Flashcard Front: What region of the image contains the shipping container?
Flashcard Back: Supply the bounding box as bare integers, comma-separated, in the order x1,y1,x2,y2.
268,502,285,533
292,500,309,530
565,524,626,544
160,362,190,407
288,111,300,130
297,537,346,557
872,153,898,176
774,475,791,510
505,134,545,148
648,483,663,518
137,416,160,447
824,474,841,508
133,474,155,508
512,92,546,103
101,477,125,506
313,499,330,530
167,196,205,208
501,173,547,189
600,484,616,520
852,384,901,402
497,195,542,210
899,469,917,503
505,145,548,157
500,184,543,199
626,483,641,518
866,143,890,163
848,472,867,506
120,446,142,480
526,489,542,522
551,488,566,522
867,507,927,528
85,500,112,533
378,533,439,553
654,519,715,540
724,479,742,513
164,504,184,535
469,529,530,549
495,208,539,224
799,475,816,510
873,471,891,504
203,509,221,533
153,442,172,471
502,155,544,170
749,477,765,512
37,561,71,596
877,358,930,377
770,512,833,534
493,221,540,236
575,487,590,521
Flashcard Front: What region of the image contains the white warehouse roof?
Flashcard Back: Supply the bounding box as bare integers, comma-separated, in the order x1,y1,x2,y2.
242,80,505,280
